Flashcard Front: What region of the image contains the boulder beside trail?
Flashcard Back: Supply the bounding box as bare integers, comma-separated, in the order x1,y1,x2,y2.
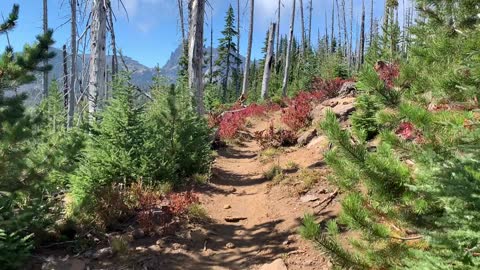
259,258,288,270
337,81,356,97
297,128,317,146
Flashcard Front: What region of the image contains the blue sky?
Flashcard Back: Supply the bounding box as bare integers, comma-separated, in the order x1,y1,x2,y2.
0,0,405,68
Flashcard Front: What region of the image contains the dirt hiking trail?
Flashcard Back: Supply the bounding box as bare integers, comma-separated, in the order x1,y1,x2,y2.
34,107,345,270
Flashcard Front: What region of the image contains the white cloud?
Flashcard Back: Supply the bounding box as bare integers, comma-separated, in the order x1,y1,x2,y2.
120,0,168,17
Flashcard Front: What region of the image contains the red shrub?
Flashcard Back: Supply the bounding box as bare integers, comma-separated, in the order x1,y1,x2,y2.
311,77,352,98
396,122,415,140
129,182,199,233
167,191,199,215
374,61,400,89
281,93,313,131
217,103,278,139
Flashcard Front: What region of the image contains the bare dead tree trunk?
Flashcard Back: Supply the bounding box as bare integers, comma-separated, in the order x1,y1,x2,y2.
341,0,347,57
178,0,186,44
63,44,69,111
261,23,276,100
275,0,281,65
335,0,342,50
359,0,365,69
88,0,108,123
282,0,296,97
308,0,312,49
241,0,254,96
325,10,329,52
349,0,353,69
209,7,214,85
108,4,118,76
331,0,335,52
299,0,305,54
43,0,49,98
68,0,77,128
188,0,206,115
236,0,241,97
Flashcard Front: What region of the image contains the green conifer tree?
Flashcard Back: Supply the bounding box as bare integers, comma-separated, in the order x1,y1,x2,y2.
215,5,240,102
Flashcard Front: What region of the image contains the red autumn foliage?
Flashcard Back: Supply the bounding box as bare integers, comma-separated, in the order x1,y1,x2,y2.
254,122,297,149
396,122,415,140
374,61,400,89
166,191,199,215
281,95,313,131
130,181,199,233
216,103,280,139
396,122,424,143
281,78,355,131
310,77,353,98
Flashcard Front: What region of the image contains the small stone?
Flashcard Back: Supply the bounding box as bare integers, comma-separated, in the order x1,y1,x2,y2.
225,242,235,249
259,258,288,270
148,244,161,252
131,228,145,240
172,243,182,250
135,246,148,252
93,247,112,260
282,240,289,246
155,239,165,246
223,204,231,209
297,128,317,146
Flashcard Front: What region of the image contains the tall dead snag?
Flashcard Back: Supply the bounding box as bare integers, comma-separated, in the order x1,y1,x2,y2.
358,0,365,69
43,0,49,97
178,0,186,44
299,0,305,54
261,23,276,100
236,0,241,97
241,0,254,96
209,7,214,84
188,0,206,115
88,0,108,123
68,0,77,128
63,44,69,110
308,0,313,48
341,0,348,56
108,4,118,76
275,0,281,65
331,0,335,52
281,0,296,97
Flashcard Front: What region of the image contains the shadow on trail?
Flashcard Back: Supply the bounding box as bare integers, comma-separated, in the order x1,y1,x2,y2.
123,219,294,270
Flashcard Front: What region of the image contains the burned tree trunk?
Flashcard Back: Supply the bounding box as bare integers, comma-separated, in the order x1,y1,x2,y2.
308,0,313,48
241,0,254,96
68,0,77,128
299,0,305,54
261,23,276,100
359,0,365,69
188,0,206,115
63,44,69,111
282,0,296,97
88,0,108,123
275,0,281,65
43,0,49,98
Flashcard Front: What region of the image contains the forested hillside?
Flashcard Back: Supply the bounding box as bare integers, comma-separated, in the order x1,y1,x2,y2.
1,0,479,269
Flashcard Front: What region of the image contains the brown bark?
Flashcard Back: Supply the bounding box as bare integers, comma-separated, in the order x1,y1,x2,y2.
68,0,76,128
